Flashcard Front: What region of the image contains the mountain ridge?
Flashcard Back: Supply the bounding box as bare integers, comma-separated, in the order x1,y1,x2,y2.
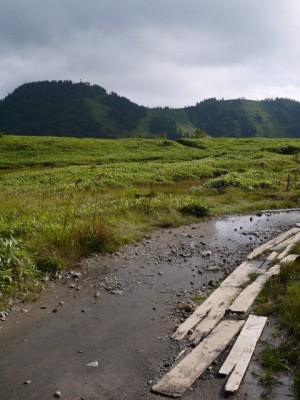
1,80,300,138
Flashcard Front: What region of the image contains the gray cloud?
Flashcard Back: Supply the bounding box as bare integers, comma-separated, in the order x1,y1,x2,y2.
1,0,300,106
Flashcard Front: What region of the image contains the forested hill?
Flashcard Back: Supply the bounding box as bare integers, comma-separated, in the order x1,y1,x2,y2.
1,80,300,138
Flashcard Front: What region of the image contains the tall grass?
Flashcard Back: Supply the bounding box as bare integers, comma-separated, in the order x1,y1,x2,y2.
1,136,300,307
256,260,300,398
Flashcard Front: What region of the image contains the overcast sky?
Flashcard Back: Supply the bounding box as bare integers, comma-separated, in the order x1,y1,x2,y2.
1,0,300,107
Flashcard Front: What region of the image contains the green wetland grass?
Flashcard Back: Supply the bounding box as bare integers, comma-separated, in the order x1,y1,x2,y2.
256,258,300,399
1,135,300,308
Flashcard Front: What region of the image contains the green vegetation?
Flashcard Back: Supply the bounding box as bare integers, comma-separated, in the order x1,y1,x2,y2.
1,135,300,309
193,292,207,305
255,259,300,398
2,81,300,138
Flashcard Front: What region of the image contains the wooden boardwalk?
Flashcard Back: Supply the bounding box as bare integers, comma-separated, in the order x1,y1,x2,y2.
152,223,300,397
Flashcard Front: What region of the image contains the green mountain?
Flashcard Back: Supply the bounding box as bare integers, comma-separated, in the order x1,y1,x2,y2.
1,80,300,138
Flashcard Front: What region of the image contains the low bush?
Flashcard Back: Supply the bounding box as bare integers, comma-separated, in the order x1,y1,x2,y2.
179,202,211,218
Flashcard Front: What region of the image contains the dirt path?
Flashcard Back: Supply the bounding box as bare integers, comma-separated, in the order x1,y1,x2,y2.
0,213,297,400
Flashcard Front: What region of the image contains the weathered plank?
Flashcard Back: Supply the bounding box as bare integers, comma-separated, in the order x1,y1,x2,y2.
280,254,299,264
246,227,300,260
189,300,230,345
219,315,266,376
277,244,297,260
172,262,259,341
228,265,280,313
152,320,244,398
259,251,278,271
272,231,300,252
220,315,267,393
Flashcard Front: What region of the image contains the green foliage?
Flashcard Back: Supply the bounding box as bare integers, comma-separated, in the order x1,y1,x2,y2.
263,98,300,137
1,136,300,308
2,81,300,138
102,91,147,131
0,237,39,304
255,259,300,398
206,171,276,191
193,292,206,305
149,115,179,139
268,144,300,155
179,202,211,218
0,238,34,283
262,344,290,373
186,98,258,137
192,128,208,138
0,81,145,138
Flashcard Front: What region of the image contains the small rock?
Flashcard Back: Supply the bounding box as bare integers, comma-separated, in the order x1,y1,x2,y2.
109,290,123,295
184,304,193,312
201,250,212,257
23,381,31,385
54,391,61,398
72,272,82,278
86,361,98,367
206,266,220,272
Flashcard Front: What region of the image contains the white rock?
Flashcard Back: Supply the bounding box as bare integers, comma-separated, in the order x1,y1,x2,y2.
86,361,98,367
201,250,212,257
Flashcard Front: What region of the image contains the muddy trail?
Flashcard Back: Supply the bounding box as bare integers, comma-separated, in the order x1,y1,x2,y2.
0,212,297,400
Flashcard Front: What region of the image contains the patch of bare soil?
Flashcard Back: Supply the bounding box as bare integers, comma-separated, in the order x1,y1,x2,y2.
0,212,297,400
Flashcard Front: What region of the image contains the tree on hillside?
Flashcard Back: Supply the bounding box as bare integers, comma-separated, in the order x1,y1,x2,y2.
193,128,208,138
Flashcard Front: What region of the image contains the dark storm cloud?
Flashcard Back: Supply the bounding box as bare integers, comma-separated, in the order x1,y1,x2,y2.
1,0,300,106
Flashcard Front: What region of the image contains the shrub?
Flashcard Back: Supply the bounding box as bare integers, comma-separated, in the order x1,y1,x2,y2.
0,237,37,291
179,202,211,218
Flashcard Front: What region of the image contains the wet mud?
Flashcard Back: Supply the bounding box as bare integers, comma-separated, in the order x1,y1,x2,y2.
0,212,298,400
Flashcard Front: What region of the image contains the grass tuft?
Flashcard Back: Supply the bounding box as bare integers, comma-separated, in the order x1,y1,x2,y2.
255,259,300,398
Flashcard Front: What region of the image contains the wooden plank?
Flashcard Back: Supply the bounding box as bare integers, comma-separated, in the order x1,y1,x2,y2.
219,315,266,376
246,227,300,260
189,301,229,345
228,266,280,313
152,320,244,398
277,244,296,260
222,315,267,393
272,231,300,252
259,251,278,271
266,251,278,261
172,262,258,341
280,254,299,264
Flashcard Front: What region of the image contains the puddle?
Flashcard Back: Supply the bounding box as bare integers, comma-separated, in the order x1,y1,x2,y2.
214,212,300,247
